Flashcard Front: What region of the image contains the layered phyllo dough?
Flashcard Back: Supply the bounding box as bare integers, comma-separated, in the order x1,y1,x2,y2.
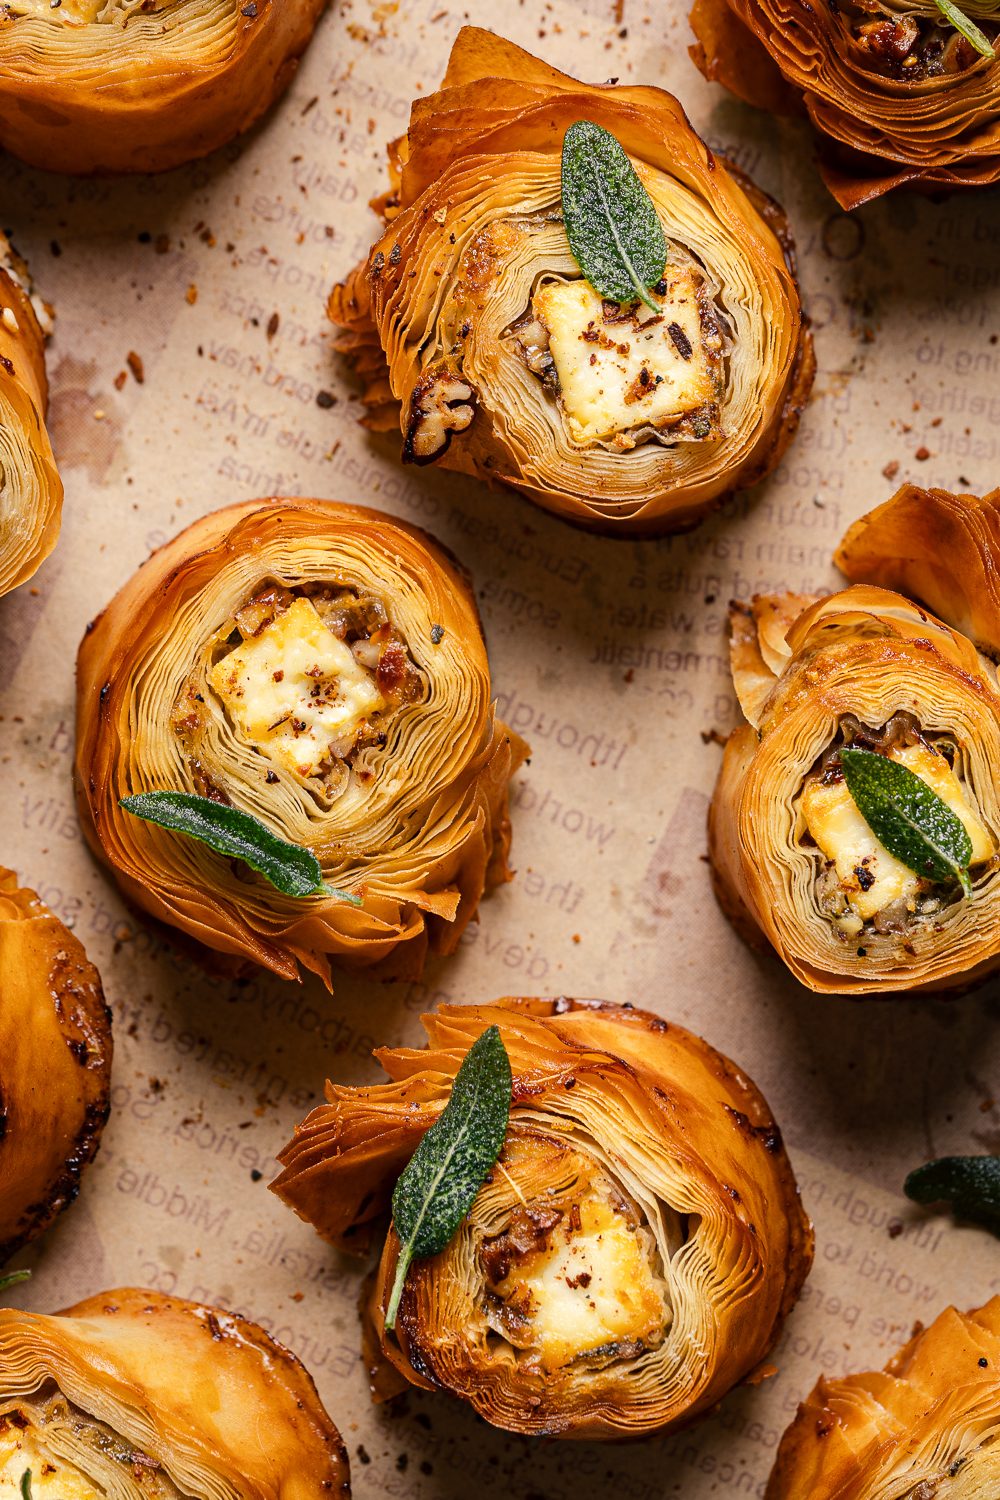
0,0,326,174
0,1289,350,1499
75,498,526,986
0,870,111,1265
710,485,1000,994
767,1297,1000,1498
691,0,1000,206
272,998,812,1439
0,234,60,598
330,27,813,535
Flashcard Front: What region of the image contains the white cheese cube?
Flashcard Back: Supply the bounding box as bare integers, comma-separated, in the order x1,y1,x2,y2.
210,597,384,781
531,269,722,447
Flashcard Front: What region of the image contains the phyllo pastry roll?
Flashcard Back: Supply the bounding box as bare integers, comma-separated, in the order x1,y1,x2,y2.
766,1297,1000,1497
0,1288,350,1498
0,235,61,598
709,485,1000,995
75,499,526,986
272,998,813,1439
0,0,326,175
690,0,1000,208
0,870,111,1265
330,27,814,536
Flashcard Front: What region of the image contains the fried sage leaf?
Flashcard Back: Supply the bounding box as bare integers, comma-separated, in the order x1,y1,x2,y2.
561,119,667,313
905,1155,1000,1233
120,791,361,904
841,747,973,897
385,1024,512,1330
934,0,995,59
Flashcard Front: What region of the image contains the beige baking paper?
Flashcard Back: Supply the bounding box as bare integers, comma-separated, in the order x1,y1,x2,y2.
1,0,999,1493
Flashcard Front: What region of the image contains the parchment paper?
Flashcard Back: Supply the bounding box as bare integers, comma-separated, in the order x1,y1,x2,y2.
1,0,999,1494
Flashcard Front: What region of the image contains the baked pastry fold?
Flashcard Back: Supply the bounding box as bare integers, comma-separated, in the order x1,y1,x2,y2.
0,1288,350,1498
330,27,814,536
710,485,1000,994
75,499,526,985
0,870,111,1265
690,0,1000,207
0,235,61,597
766,1296,1000,1498
0,0,326,174
272,998,813,1440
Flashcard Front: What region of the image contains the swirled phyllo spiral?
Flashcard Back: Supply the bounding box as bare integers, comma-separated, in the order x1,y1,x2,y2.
766,1297,1000,1498
0,870,111,1265
272,999,813,1439
690,0,1000,207
329,28,814,536
0,234,61,598
0,1289,350,1499
709,485,1000,995
75,499,526,986
0,0,326,174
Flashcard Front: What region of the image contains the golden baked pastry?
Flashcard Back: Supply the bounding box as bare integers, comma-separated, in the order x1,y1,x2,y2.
331,27,814,536
0,870,111,1265
0,234,60,597
0,1287,350,1497
0,0,326,174
710,485,1000,994
767,1296,1000,1497
75,499,526,985
273,998,813,1439
690,0,1000,207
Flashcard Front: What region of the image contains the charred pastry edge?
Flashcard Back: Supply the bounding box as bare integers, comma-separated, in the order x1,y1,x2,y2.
0,912,113,1267
401,365,478,466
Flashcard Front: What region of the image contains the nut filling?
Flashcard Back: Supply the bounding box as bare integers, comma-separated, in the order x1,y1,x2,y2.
836,0,993,78
0,1391,184,1499
173,581,423,796
506,247,729,452
475,1137,676,1375
798,711,995,943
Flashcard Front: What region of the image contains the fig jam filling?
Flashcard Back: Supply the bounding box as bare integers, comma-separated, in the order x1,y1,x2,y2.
173,581,422,796
798,711,994,943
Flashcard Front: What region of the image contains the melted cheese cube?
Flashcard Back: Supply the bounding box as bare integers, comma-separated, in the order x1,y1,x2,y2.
532,270,721,446
0,1418,102,1500
210,597,384,780
494,1190,669,1371
802,742,993,921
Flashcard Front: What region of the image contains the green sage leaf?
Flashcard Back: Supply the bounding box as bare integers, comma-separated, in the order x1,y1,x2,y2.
561,119,667,313
20,1472,31,1500
0,1269,31,1293
905,1155,1000,1234
934,0,995,59
120,791,361,905
840,748,974,897
384,1024,512,1330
